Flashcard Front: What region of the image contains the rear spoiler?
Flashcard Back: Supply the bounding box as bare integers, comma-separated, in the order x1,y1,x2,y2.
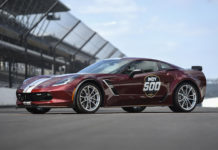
192,66,202,71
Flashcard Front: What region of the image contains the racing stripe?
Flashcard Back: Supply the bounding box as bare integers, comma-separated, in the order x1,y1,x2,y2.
23,78,51,93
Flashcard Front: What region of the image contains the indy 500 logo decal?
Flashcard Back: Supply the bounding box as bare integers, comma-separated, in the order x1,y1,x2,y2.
143,75,161,98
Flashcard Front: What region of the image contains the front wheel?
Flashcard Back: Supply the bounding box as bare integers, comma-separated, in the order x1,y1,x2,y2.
122,106,146,113
26,107,51,114
74,82,102,114
169,83,198,112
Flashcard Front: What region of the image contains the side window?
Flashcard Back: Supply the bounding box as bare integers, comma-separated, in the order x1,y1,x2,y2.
124,61,159,74
159,62,172,70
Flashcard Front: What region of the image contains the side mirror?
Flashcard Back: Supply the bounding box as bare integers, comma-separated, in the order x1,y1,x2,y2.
129,69,143,78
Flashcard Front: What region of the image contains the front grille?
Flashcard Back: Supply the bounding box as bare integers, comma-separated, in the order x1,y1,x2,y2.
16,92,52,102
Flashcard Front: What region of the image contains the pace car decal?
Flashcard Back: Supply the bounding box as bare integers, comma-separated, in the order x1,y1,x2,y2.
143,75,161,98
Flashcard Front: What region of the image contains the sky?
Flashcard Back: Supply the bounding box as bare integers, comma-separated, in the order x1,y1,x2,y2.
61,0,218,79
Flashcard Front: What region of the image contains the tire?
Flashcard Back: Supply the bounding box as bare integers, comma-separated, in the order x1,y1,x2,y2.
122,106,146,113
72,105,80,113
26,107,51,114
74,82,102,114
169,82,199,112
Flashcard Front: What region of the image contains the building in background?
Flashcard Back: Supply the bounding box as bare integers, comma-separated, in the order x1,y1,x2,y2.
0,0,125,88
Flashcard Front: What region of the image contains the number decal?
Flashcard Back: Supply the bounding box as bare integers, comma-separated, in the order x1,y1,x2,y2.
143,75,161,98
144,82,161,91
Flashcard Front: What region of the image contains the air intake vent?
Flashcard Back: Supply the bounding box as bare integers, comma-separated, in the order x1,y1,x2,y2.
103,80,119,96
16,92,52,102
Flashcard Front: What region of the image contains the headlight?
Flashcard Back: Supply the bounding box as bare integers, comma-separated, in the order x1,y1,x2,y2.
52,76,79,87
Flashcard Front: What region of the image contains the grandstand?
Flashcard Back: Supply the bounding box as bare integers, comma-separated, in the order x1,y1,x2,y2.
0,0,126,88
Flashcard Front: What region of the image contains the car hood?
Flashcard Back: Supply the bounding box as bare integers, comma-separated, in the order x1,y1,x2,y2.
20,73,81,90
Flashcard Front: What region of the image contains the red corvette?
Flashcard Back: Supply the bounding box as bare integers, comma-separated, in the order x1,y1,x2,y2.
16,58,206,114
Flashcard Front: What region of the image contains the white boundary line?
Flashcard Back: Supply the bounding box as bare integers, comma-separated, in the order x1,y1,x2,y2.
202,97,218,108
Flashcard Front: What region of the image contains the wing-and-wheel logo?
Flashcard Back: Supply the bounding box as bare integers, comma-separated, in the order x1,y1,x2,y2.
143,75,161,98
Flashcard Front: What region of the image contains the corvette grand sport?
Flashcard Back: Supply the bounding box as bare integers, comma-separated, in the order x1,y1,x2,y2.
16,58,206,114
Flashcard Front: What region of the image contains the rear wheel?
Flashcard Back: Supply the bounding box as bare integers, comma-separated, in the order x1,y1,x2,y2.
122,106,146,113
169,83,198,112
26,107,51,114
74,83,102,114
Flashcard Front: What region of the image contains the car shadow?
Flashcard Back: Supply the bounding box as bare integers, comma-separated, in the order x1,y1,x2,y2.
1,107,218,115
46,110,218,115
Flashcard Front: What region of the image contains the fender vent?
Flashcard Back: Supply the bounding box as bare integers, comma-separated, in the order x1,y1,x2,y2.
103,80,119,96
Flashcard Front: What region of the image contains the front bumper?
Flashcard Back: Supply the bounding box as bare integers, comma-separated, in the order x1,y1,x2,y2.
16,89,74,108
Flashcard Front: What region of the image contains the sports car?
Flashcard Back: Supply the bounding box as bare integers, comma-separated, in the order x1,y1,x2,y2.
16,57,206,114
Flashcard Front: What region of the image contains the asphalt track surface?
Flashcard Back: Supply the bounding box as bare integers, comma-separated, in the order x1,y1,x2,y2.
0,107,218,150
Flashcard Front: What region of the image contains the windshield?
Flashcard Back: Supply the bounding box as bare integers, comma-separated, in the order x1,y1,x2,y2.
78,59,131,74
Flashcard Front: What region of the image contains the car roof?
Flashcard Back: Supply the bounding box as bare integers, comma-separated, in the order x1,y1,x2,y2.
121,57,159,61
104,57,158,61
105,57,181,69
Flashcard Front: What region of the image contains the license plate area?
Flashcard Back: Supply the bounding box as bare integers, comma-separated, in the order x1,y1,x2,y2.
23,101,32,106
